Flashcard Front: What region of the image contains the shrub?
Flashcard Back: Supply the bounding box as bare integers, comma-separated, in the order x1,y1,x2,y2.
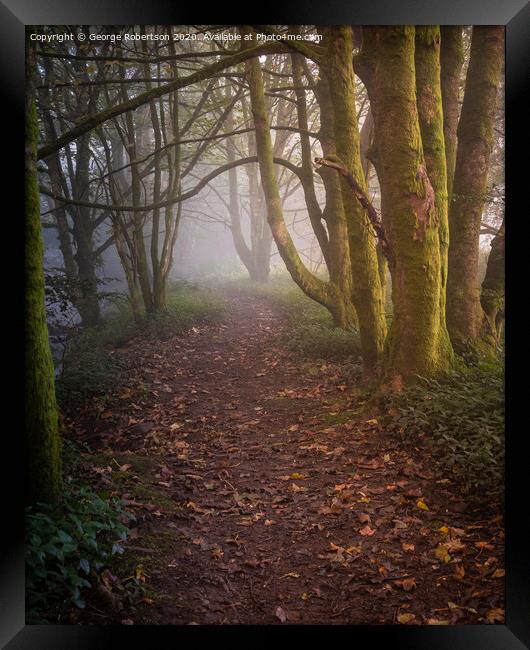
285,320,362,361
382,363,504,499
26,484,134,623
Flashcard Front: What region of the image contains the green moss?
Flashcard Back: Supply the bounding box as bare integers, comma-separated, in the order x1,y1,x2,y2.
324,26,387,371
26,90,62,504
446,27,504,348
363,27,454,381
440,27,465,201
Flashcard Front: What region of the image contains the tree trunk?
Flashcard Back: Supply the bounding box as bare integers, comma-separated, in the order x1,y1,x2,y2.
241,95,275,284
359,107,388,310
226,88,256,279
480,217,504,348
252,222,273,283
69,58,102,327
314,72,358,330
113,221,143,322
61,136,101,327
415,26,454,366
323,26,386,368
243,29,338,316
446,26,504,351
26,44,62,504
120,61,154,314
362,26,454,382
440,26,464,202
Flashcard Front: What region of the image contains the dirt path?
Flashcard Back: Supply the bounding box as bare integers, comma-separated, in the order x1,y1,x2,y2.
71,290,504,625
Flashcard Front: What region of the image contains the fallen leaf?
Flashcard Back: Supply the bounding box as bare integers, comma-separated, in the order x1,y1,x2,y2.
289,483,308,493
186,501,206,513
417,500,429,511
280,572,300,579
275,606,287,623
359,525,376,536
427,619,450,625
398,577,416,592
397,612,415,624
435,544,451,564
445,539,466,552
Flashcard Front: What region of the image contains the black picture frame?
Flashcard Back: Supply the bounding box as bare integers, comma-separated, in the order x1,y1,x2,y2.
2,1,528,647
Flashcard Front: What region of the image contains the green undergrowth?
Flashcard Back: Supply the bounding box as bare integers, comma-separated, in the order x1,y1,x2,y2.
226,276,363,361
380,360,504,500
56,284,225,406
25,441,136,624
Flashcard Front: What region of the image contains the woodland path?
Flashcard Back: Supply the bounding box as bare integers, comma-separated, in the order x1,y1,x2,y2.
71,289,504,625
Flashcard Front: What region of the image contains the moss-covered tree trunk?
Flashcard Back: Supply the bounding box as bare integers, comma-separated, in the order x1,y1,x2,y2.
312,75,354,327
323,26,386,368
243,29,348,327
359,107,388,308
245,50,328,301
415,26,454,367
440,26,464,202
362,26,454,382
446,26,504,351
26,40,62,504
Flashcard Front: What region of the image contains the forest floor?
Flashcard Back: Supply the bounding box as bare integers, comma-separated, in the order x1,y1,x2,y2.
66,288,504,626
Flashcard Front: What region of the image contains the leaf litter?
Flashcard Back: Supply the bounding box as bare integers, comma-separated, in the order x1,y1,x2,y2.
66,292,504,625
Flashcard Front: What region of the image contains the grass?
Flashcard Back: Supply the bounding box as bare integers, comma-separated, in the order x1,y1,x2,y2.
56,283,225,407
225,275,363,361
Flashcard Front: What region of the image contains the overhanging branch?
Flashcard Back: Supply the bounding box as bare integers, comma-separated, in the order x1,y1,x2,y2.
314,155,392,260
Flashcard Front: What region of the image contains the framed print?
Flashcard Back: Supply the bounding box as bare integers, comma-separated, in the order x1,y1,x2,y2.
2,0,528,648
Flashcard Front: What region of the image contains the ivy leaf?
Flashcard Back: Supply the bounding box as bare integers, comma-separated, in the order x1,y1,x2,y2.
79,558,90,574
